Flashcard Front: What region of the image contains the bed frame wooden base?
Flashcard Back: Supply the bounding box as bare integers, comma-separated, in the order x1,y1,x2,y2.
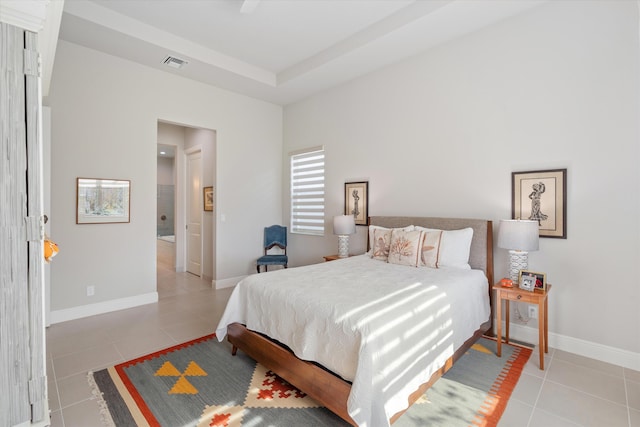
227,217,494,425
228,320,491,425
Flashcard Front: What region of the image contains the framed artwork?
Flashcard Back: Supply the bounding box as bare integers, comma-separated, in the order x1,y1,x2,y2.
519,270,546,292
344,181,368,226
512,169,566,238
203,186,214,211
76,177,130,224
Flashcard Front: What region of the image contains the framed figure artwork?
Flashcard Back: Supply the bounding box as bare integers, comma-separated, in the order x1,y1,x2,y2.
203,186,214,212
344,181,368,226
512,169,566,238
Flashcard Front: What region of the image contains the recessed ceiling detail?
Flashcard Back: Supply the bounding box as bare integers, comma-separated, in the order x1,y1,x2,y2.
59,0,547,105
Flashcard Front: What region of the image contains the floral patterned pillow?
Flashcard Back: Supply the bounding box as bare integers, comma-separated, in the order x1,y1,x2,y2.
371,228,392,261
367,225,414,255
387,229,425,267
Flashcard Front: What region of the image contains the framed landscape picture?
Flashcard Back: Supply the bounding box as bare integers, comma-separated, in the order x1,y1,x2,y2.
76,177,130,224
512,169,566,238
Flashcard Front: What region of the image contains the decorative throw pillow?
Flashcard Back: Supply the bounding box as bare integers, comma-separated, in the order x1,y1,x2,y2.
371,228,392,261
415,226,473,269
420,230,443,268
367,225,414,256
387,229,425,267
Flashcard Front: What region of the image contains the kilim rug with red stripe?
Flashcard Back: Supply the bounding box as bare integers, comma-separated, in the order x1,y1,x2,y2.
89,335,531,426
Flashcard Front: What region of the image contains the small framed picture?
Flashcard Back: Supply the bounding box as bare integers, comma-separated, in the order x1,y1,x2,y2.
203,186,213,212
344,181,369,226
519,270,546,292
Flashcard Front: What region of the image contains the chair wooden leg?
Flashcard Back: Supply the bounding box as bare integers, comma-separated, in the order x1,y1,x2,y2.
231,345,237,356
257,265,260,274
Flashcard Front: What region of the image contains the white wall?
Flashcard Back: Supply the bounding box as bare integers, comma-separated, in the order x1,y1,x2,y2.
48,40,282,321
284,1,640,367
185,127,217,280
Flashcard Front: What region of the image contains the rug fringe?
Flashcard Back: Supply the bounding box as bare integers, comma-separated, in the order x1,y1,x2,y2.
88,371,117,427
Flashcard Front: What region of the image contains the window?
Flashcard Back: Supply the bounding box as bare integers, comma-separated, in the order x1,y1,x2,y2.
290,147,325,235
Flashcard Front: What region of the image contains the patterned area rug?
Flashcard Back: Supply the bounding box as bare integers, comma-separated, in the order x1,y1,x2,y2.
89,334,531,427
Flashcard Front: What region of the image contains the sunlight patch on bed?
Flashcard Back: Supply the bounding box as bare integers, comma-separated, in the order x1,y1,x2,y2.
380,324,453,378
362,289,446,342
343,283,440,330
336,280,428,323
379,330,455,394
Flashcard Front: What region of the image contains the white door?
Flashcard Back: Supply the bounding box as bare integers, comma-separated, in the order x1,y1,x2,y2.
186,151,202,276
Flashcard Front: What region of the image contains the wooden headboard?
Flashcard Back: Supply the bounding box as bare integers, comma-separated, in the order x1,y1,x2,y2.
368,216,494,286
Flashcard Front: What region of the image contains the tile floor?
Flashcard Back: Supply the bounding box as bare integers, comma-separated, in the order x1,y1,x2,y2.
46,263,639,427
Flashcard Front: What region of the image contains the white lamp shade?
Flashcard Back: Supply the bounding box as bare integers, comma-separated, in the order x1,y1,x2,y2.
497,220,539,251
333,215,356,235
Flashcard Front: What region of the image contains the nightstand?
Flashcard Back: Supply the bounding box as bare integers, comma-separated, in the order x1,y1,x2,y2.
493,284,551,370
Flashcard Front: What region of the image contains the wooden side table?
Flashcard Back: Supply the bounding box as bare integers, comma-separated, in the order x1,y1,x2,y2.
493,284,551,370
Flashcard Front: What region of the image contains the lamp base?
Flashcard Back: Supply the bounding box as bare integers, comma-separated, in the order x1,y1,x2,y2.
337,235,349,258
508,250,529,283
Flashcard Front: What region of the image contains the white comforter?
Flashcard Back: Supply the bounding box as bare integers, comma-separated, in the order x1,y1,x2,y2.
215,255,490,427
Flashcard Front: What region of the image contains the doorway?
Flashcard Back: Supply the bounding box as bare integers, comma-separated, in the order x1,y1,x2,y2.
157,144,176,271
157,121,217,282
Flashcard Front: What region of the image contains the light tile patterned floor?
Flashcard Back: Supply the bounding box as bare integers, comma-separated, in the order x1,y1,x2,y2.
47,264,639,426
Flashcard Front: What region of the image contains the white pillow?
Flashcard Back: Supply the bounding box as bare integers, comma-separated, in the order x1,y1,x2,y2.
367,225,414,255
387,229,425,267
415,226,473,269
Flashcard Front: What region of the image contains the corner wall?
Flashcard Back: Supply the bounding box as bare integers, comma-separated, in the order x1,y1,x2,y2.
48,40,282,322
283,1,640,367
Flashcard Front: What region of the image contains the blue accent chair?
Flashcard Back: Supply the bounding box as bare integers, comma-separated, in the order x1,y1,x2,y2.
256,225,288,273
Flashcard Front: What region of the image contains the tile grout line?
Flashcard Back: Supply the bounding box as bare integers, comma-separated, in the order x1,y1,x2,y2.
553,354,627,381
49,357,66,427
529,407,583,427
526,346,553,427
542,377,631,409
623,375,631,427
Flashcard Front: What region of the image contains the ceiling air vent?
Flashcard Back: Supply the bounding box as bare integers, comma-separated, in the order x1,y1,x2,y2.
162,55,188,69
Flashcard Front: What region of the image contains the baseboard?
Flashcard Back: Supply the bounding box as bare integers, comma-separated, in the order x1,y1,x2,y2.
498,320,640,371
50,292,158,324
213,275,246,289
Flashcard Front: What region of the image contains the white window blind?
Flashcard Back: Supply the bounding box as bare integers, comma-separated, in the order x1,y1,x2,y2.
290,147,325,235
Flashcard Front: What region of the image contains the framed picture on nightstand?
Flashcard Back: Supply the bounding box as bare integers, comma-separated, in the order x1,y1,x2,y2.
519,270,546,292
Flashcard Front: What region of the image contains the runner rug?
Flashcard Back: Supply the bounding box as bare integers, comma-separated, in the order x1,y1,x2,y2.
89,335,531,427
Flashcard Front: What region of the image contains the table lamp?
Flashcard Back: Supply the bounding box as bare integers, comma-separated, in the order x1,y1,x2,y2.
333,215,356,258
497,219,539,283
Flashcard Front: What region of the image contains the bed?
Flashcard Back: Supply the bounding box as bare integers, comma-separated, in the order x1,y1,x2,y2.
215,216,494,426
